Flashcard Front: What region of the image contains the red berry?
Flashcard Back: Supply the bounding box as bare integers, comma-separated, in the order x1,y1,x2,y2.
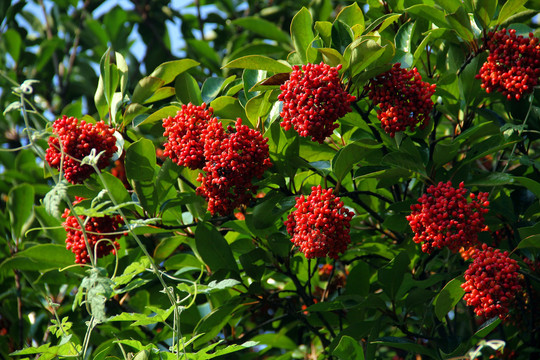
62,199,124,264
285,185,354,259
196,118,272,215
278,63,356,143
406,181,489,253
365,63,436,137
461,244,523,319
45,116,117,184
477,29,540,101
162,103,214,169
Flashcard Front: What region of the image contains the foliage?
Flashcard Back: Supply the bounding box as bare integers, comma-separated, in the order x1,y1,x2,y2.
1,0,540,359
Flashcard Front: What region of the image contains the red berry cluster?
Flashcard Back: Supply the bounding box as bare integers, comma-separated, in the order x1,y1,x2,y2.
407,181,489,254
476,29,540,101
162,103,213,169
62,200,124,264
46,116,117,184
365,63,436,137
278,63,356,143
196,118,272,215
285,185,354,259
461,244,523,319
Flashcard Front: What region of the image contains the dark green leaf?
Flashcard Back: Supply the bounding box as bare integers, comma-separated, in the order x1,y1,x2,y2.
195,222,238,272
446,7,475,42
8,183,34,241
332,20,354,53
372,337,438,357
125,138,157,214
202,77,227,104
378,252,410,300
473,0,498,29
517,235,540,249
333,335,365,360
0,244,75,273
434,277,465,321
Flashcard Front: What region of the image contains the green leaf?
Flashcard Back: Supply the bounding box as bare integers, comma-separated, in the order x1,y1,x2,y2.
100,48,119,105
8,183,34,241
514,177,540,199
517,234,540,249
210,96,247,122
125,138,157,215
4,28,22,62
317,48,347,68
405,4,449,28
346,39,389,76
382,152,427,177
433,141,460,166
143,87,175,104
194,304,237,347
94,76,108,120
136,105,180,127
335,3,364,33
124,103,150,126
332,20,354,53
291,7,314,64
315,21,333,45
175,72,203,105
472,317,501,340
364,13,402,34
243,69,266,100
377,252,410,300
115,52,128,97
412,31,432,68
395,22,414,53
149,59,199,85
195,222,238,272
333,336,365,360
223,55,292,73
252,332,297,350
232,17,290,43
132,76,165,104
245,93,271,127
239,248,269,280
496,0,527,25
446,7,475,42
332,142,375,182
43,179,68,218
473,0,498,29
164,253,204,271
434,277,465,321
0,244,76,273
89,172,132,205
201,77,227,104
125,138,156,183
252,192,295,229
372,337,438,357
153,235,188,267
